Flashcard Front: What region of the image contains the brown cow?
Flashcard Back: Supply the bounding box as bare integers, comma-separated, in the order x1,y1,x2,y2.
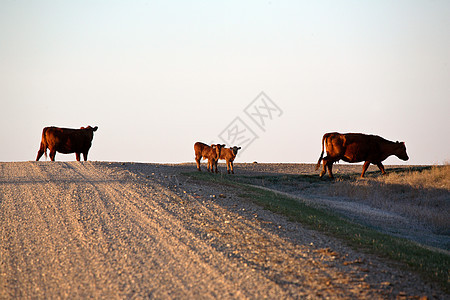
315,132,409,178
36,126,98,161
219,146,241,174
194,142,224,173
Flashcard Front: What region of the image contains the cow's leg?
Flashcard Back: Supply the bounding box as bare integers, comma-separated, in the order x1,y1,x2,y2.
212,159,217,173
36,143,45,161
319,157,328,178
49,149,57,161
376,162,386,175
226,160,231,174
36,151,43,161
361,161,371,177
195,156,201,171
230,161,234,174
76,153,81,161
206,159,211,172
214,160,219,173
326,160,334,179
83,152,88,161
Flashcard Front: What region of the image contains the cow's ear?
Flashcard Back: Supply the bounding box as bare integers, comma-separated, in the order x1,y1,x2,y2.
238,147,242,150
93,126,98,131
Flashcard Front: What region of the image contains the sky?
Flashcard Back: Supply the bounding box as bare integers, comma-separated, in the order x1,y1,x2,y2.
1,0,449,165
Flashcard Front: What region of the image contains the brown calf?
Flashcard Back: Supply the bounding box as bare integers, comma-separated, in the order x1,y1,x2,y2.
36,126,98,161
315,132,409,178
219,146,241,174
194,142,224,173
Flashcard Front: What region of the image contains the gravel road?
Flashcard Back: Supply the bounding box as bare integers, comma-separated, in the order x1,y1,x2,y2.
0,161,446,299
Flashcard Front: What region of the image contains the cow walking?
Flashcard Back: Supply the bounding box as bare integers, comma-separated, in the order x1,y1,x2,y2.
315,132,409,178
36,126,98,161
194,142,224,173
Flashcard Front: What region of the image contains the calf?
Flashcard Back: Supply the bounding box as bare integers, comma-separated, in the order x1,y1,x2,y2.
219,146,241,174
36,126,98,161
315,132,409,178
194,142,224,173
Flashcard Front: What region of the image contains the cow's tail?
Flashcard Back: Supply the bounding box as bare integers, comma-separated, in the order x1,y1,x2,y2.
315,134,327,170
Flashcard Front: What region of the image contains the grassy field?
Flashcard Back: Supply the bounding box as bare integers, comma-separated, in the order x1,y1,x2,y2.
185,166,450,293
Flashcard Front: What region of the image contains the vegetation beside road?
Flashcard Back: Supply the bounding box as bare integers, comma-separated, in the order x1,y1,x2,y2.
186,168,450,293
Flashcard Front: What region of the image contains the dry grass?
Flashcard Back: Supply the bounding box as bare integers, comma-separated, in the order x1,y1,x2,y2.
187,170,450,292
329,165,450,234
381,164,450,189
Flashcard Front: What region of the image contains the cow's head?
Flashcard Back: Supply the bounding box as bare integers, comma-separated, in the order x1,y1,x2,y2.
231,146,242,156
211,144,224,158
215,144,225,158
80,126,98,141
210,144,218,158
81,126,98,132
395,141,409,161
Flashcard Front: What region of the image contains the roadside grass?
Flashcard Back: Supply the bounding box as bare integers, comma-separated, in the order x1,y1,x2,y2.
184,171,450,293
329,165,450,235
225,165,450,235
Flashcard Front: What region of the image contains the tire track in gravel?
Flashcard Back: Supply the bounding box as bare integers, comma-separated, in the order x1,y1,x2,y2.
1,162,287,299
65,162,266,299
1,162,446,299
87,162,298,299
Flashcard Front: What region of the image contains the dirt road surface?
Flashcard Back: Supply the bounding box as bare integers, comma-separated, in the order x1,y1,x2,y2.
0,162,445,299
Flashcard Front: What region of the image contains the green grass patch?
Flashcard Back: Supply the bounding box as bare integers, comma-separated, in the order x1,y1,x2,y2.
183,171,450,293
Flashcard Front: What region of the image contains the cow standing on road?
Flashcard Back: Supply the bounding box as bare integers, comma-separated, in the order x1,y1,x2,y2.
36,126,98,161
194,142,224,173
315,132,409,178
219,146,241,174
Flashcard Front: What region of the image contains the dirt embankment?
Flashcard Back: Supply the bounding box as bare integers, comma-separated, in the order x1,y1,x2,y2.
0,162,446,299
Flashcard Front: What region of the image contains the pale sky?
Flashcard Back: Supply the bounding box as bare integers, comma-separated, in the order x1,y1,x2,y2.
1,1,449,165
